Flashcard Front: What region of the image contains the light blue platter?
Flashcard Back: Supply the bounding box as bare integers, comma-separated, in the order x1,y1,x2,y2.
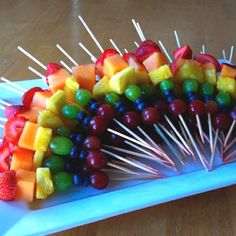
0,79,236,236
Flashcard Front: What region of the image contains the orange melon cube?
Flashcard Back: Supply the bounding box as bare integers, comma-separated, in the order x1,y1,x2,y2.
103,54,128,77
221,64,236,78
72,64,96,92
19,106,44,123
143,52,168,72
30,91,52,109
11,147,34,171
18,122,39,151
15,169,36,202
48,68,71,93
127,57,147,72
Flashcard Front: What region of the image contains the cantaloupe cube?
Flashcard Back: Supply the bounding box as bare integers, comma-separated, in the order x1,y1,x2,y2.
109,66,135,94
149,65,173,85
18,122,39,151
217,77,236,95
221,64,236,78
15,169,36,202
33,151,45,170
11,147,34,171
64,77,80,102
72,64,95,92
103,54,128,77
36,168,54,199
34,127,52,152
30,91,52,109
93,75,112,99
18,106,44,123
48,68,71,93
143,52,168,72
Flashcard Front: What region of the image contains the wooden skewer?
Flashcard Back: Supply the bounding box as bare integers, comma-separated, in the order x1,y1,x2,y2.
78,15,104,53
0,100,10,106
224,149,236,162
224,120,236,146
28,66,46,83
164,115,193,155
209,128,219,169
78,42,97,62
17,46,46,70
178,115,209,171
131,19,143,41
109,39,122,55
110,176,159,181
56,44,79,66
0,77,26,92
60,60,72,73
196,114,204,143
124,140,169,164
134,41,139,47
0,83,23,95
124,48,128,53
207,113,214,153
136,22,146,41
153,124,183,164
0,124,4,129
0,105,5,110
229,45,234,63
101,148,159,175
107,162,140,175
170,129,187,158
158,40,173,63
222,49,226,60
201,44,206,54
224,136,236,153
104,144,158,161
174,30,181,48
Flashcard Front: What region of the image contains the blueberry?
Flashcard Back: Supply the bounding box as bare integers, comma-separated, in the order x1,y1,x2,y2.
76,111,87,123
72,174,84,186
74,134,85,146
134,97,144,105
79,150,88,161
114,101,123,110
83,116,91,128
136,102,147,112
69,146,80,159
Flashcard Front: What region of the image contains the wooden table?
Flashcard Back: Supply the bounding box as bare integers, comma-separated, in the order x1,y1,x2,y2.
1,0,236,235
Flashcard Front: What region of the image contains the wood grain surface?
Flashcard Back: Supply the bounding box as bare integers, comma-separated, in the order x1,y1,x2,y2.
1,0,236,235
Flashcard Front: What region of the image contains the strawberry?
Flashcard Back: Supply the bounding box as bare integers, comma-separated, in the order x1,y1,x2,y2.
194,53,221,72
5,105,29,119
4,116,27,144
46,63,64,84
99,49,118,65
0,170,16,201
0,143,10,172
173,45,192,60
22,87,43,108
135,40,161,62
123,52,137,63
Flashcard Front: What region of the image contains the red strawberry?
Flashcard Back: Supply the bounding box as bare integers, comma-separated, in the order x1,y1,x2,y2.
22,87,43,108
46,63,64,84
123,52,137,63
0,170,16,201
0,144,10,172
5,105,29,119
4,116,27,144
100,49,118,65
135,40,161,62
194,54,221,72
173,45,192,60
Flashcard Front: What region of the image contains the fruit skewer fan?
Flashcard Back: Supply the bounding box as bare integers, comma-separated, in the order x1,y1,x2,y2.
0,16,235,202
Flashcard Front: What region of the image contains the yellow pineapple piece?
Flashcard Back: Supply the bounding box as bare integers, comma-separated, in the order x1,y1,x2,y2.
34,127,52,152
33,151,46,170
93,75,112,99
36,168,54,199
64,76,80,102
217,76,236,95
149,65,173,85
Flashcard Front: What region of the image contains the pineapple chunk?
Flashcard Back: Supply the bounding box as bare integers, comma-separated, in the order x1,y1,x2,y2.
46,90,66,115
34,127,52,152
135,71,150,84
203,68,217,85
33,151,45,170
93,75,112,99
36,168,54,199
149,65,173,85
64,76,79,102
217,77,236,95
109,66,135,94
38,110,64,129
